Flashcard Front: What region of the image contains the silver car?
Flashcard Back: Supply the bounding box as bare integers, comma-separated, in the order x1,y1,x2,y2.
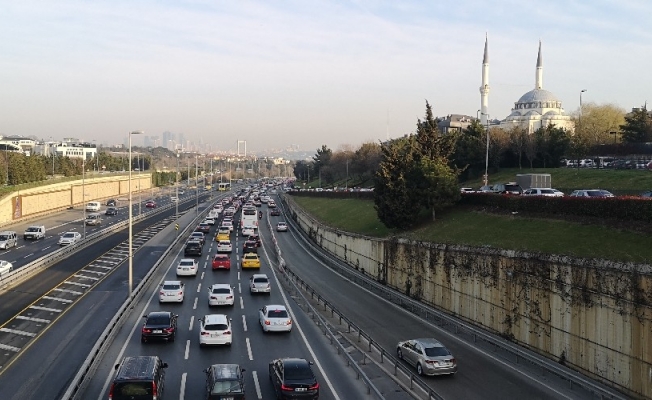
249,274,271,294
396,338,457,376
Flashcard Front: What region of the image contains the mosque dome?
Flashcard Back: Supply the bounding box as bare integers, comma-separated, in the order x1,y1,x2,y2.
517,89,560,104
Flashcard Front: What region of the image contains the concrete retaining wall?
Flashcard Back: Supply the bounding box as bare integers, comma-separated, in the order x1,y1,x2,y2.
285,195,652,398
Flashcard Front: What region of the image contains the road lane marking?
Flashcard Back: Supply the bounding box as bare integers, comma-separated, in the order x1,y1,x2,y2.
252,370,262,399
238,283,241,293
240,297,244,310
200,271,205,279
189,316,194,330
42,246,51,251
179,372,187,400
15,316,51,323
184,340,190,360
242,315,247,332
23,253,34,258
246,337,253,360
0,327,37,337
42,296,73,304
0,343,20,352
193,297,198,310
29,305,62,312
237,271,240,280
196,283,201,293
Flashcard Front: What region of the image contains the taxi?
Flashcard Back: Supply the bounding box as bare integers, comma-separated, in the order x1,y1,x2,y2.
241,253,261,269
215,226,230,242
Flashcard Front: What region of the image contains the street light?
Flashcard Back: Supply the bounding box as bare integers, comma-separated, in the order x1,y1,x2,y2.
82,158,86,239
128,130,143,298
481,113,490,187
176,148,180,230
195,154,199,215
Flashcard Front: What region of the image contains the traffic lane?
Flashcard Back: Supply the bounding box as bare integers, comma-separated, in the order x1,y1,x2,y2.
274,223,574,400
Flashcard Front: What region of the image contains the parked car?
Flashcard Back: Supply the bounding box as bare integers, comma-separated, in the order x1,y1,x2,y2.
159,280,185,303
396,338,457,376
110,356,168,400
250,274,271,294
569,189,613,198
208,284,235,306
176,258,199,276
460,187,475,194
212,254,231,270
204,364,245,399
58,231,82,246
492,182,523,195
640,190,652,199
141,311,178,343
199,314,233,347
478,185,493,193
259,305,292,333
269,358,318,399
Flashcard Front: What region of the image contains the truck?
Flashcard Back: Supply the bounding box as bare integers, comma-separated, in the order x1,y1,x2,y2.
515,174,551,190
24,225,46,240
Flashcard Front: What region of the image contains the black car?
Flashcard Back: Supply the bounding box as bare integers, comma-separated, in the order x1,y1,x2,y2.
243,240,258,254
196,223,211,234
248,234,261,247
269,358,319,399
185,241,203,257
270,208,281,216
106,199,117,206
141,311,177,343
105,207,118,216
204,364,246,399
110,356,168,400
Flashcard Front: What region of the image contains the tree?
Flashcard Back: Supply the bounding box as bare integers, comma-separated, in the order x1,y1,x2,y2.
453,120,485,181
312,145,332,175
508,126,528,169
620,105,652,143
524,131,538,169
352,142,381,183
575,102,626,147
417,157,460,221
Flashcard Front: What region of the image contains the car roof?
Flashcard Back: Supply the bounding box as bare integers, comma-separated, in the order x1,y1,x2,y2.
244,253,258,258
208,364,241,380
214,254,229,258
265,304,286,311
163,280,182,285
204,314,228,324
278,358,311,369
211,283,232,289
147,311,172,318
179,258,196,262
252,274,268,279
413,338,445,347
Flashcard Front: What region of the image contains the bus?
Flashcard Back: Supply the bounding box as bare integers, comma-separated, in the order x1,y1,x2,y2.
241,206,258,229
218,182,231,191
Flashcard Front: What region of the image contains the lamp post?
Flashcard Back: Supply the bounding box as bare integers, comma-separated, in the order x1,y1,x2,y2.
345,159,349,191
195,154,199,215
50,137,55,177
128,130,143,298
176,148,180,228
82,158,86,239
481,113,490,187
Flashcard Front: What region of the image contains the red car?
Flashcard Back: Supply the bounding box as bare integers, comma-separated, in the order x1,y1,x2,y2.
212,254,231,270
145,200,157,208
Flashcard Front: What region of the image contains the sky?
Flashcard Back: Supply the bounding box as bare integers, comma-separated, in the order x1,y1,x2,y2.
1,0,651,153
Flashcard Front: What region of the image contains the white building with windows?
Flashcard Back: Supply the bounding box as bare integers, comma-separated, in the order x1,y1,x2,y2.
0,136,36,155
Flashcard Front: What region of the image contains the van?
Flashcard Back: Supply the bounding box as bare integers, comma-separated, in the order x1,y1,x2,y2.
23,225,46,240
0,231,17,249
86,201,101,212
109,356,168,400
85,213,102,226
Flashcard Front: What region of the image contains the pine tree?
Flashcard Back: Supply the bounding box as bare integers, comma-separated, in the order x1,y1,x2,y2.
620,105,652,143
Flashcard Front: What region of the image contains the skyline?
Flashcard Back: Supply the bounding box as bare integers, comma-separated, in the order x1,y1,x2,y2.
1,1,651,152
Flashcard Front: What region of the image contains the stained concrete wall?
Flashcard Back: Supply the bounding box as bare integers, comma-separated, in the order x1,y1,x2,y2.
285,195,652,398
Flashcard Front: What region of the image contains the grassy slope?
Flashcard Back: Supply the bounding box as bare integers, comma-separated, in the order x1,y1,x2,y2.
292,196,652,263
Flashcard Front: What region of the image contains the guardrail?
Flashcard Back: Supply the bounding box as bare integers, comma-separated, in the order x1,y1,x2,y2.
281,195,628,400
62,191,225,399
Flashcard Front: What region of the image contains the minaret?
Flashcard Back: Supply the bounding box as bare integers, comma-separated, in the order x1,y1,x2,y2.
535,40,543,89
479,34,490,126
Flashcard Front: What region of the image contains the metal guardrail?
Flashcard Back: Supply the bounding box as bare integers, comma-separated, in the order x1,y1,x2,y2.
281,194,628,400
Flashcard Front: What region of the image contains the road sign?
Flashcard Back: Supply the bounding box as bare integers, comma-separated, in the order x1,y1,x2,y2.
175,223,179,230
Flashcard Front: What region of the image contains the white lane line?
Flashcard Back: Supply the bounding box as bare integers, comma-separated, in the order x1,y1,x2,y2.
242,315,247,332
23,253,34,259
184,340,190,360
237,271,240,281
246,337,253,360
238,283,241,294
200,271,205,280
193,297,198,310
42,296,73,304
197,283,201,293
16,315,51,323
179,373,187,400
0,343,20,352
42,246,51,251
240,296,244,310
0,327,37,337
252,371,262,399
29,305,62,312
189,316,194,331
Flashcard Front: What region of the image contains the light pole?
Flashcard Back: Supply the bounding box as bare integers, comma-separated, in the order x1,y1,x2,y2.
176,148,180,227
128,130,143,297
195,154,199,215
50,137,55,177
481,113,490,187
82,158,86,239
345,159,349,191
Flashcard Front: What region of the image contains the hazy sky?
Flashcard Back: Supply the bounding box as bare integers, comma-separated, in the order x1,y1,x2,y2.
1,1,650,152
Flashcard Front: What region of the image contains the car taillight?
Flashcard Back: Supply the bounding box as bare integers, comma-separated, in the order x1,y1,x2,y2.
152,381,157,400
426,360,437,365
201,331,210,336
264,320,271,325
159,291,165,296
223,330,231,335
226,295,233,299
164,327,174,333
287,319,292,325
211,296,217,299
309,382,320,390
450,358,456,364
142,328,151,333
281,384,293,391
109,383,114,400
178,291,183,295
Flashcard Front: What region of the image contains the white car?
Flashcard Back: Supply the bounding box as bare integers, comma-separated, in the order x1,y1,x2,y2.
250,274,271,294
208,284,235,306
241,226,255,237
216,240,233,253
176,258,199,276
170,196,178,203
159,280,185,303
259,304,292,333
276,222,288,232
204,217,215,226
199,314,232,346
58,231,82,246
0,260,13,276
522,188,564,197
221,221,234,232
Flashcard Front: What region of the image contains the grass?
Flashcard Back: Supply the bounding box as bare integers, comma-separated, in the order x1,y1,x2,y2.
292,196,652,263
463,167,652,195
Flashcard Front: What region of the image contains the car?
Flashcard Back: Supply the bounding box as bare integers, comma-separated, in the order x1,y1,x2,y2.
396,338,457,376
110,356,168,400
85,213,102,226
250,274,271,294
159,280,185,303
58,231,82,246
569,189,613,198
0,231,18,249
190,231,206,245
215,230,230,242
212,254,231,270
268,201,277,208
522,188,564,197
170,195,179,203
196,223,211,234
269,358,318,399
241,226,256,237
204,364,245,399
105,207,118,216
253,200,262,207
460,187,475,194
106,199,117,206
141,311,177,343
216,240,233,253
221,220,234,232
199,314,233,347
241,253,261,269
184,241,202,257
86,201,101,212
276,222,288,232
0,260,13,275
259,305,292,333
641,190,652,199
270,208,281,216
248,234,261,247
492,182,523,195
178,189,185,195
176,258,199,276
23,225,46,240
204,217,215,226
145,200,157,208
243,240,258,254
208,284,235,306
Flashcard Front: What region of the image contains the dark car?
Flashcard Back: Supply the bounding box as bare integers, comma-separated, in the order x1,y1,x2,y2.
106,199,117,206
248,234,261,247
243,240,258,254
184,241,203,257
270,208,281,216
640,190,652,199
204,364,246,400
110,356,168,400
141,311,177,343
492,183,523,195
269,358,319,399
196,223,211,234
105,207,118,216
145,200,157,208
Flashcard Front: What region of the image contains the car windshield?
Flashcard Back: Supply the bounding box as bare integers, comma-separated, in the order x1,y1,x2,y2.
245,255,257,260
424,346,451,357
27,227,38,232
204,323,229,331
212,288,231,294
0,235,7,240
540,189,554,194
253,277,268,283
163,284,181,290
214,255,227,260
180,260,195,266
268,309,288,318
284,364,313,380
63,233,75,238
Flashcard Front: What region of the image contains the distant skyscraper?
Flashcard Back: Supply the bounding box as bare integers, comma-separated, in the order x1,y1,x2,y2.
178,133,186,150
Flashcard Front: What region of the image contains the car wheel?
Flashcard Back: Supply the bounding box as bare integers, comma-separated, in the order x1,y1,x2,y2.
169,334,175,343
417,363,423,376
397,348,403,359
